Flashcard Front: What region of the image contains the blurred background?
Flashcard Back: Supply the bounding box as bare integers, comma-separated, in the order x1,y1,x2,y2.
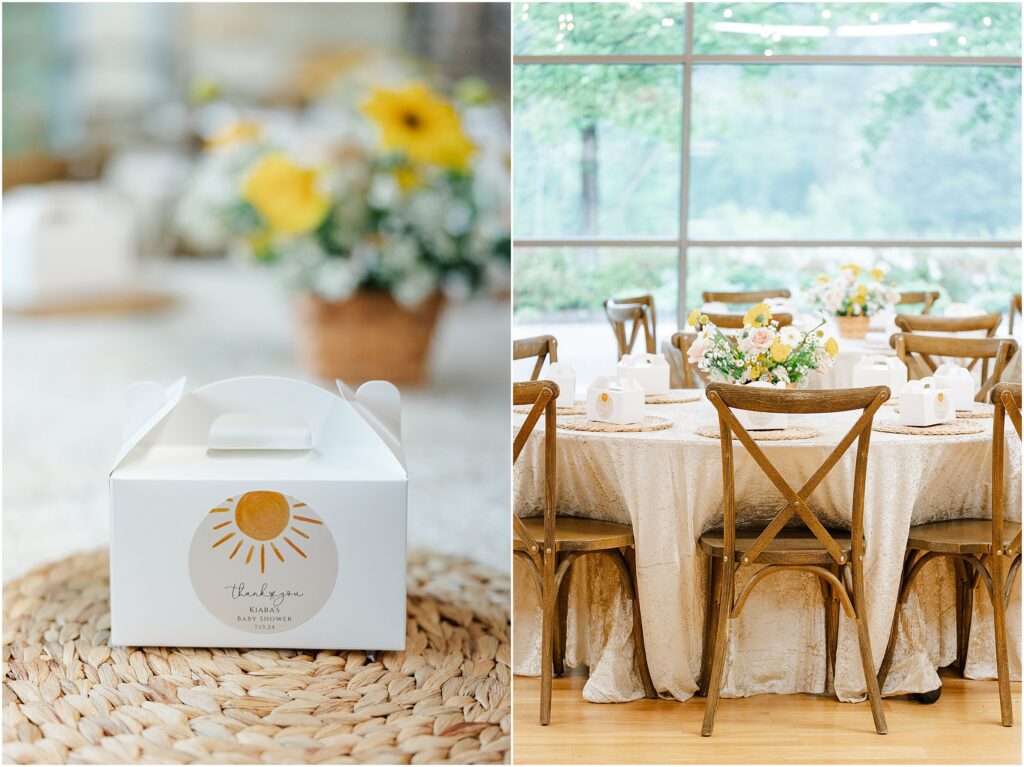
3,2,511,580
512,2,1022,385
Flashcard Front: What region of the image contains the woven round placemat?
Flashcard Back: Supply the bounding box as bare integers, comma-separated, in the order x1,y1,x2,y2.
2,549,510,765
557,415,673,433
957,403,995,419
645,390,701,405
695,424,819,441
872,418,986,436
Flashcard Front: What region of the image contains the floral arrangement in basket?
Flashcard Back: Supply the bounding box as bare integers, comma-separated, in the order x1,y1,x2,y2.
177,76,510,309
804,264,901,319
685,303,839,387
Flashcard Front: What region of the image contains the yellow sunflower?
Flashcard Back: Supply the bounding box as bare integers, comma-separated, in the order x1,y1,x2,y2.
363,83,475,172
242,154,330,235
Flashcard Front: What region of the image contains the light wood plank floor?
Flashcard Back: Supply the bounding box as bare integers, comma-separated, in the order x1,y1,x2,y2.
513,671,1021,764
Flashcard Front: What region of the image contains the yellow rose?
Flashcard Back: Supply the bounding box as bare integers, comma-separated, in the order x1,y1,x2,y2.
825,337,839,357
840,263,862,278
242,154,329,235
743,302,772,328
770,342,792,362
687,308,700,327
869,268,885,281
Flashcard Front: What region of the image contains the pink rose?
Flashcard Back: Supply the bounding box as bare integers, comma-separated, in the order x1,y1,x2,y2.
687,337,710,363
742,326,776,352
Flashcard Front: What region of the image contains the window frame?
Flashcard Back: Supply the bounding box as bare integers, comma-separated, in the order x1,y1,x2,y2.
513,2,1024,326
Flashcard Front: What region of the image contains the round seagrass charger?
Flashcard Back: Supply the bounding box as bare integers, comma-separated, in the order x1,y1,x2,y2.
2,550,510,765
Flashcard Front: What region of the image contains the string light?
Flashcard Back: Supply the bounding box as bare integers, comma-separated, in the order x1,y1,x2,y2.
821,9,832,19
764,48,773,56
958,35,967,45
567,22,574,31
723,8,732,18
929,38,938,47
869,12,879,22
772,33,782,42
662,17,675,27
983,16,992,26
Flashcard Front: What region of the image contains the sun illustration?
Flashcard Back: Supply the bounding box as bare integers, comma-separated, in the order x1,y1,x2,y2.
208,491,322,573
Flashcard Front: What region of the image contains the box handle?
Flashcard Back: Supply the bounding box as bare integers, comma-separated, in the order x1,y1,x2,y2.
208,412,312,450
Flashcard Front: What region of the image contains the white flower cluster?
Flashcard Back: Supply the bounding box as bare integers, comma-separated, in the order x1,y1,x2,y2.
804,265,901,317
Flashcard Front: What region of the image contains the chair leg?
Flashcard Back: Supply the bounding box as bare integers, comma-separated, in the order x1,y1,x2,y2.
850,563,888,735
539,551,555,726
553,553,568,677
701,558,733,737
953,558,975,675
699,554,722,697
622,548,657,699
822,565,840,696
991,553,1014,726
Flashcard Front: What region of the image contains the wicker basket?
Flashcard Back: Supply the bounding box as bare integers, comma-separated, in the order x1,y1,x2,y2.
837,314,870,339
295,291,444,384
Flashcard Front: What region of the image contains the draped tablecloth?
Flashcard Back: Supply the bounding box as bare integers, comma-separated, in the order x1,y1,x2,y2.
513,393,1022,704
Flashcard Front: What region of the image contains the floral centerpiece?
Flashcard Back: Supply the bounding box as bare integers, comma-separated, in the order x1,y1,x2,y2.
804,264,900,339
177,68,509,383
685,303,839,387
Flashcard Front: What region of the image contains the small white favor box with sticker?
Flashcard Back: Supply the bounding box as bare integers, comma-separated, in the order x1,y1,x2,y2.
586,376,645,424
733,381,789,431
617,353,670,396
899,378,955,427
933,363,975,411
547,362,577,408
852,354,908,397
109,376,407,650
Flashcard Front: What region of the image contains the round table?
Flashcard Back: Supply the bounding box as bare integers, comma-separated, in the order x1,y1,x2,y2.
513,393,1021,704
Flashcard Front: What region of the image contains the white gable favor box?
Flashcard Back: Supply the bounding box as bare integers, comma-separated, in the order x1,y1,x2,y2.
933,363,975,411
109,376,407,650
899,378,955,427
547,362,577,408
733,381,789,431
617,353,670,396
587,376,645,424
852,354,908,397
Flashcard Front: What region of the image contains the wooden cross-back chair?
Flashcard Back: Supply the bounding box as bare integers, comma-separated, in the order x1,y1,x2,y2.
702,288,790,306
513,380,655,725
1010,294,1022,334
896,290,941,315
890,333,1018,403
894,312,1001,338
513,335,558,381
603,294,656,360
698,383,890,736
878,383,1022,726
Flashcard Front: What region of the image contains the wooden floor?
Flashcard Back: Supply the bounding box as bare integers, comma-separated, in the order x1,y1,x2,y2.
513,670,1022,764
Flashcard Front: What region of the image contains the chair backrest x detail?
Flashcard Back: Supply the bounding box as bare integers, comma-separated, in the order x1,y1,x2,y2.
891,333,1018,402
604,294,656,359
705,383,889,568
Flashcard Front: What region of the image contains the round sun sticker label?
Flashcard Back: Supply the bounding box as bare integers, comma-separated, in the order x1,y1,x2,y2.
189,491,338,634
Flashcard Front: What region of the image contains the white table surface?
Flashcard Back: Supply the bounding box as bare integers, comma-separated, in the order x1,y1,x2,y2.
3,259,511,581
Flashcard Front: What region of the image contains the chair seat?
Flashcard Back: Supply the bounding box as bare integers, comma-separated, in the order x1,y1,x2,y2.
906,519,1022,555
514,515,635,552
699,527,851,565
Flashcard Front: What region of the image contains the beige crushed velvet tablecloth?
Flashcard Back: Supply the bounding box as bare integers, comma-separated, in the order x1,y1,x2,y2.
513,392,1021,704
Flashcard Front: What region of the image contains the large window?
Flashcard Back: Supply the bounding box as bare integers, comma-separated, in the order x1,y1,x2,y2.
513,2,1022,340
